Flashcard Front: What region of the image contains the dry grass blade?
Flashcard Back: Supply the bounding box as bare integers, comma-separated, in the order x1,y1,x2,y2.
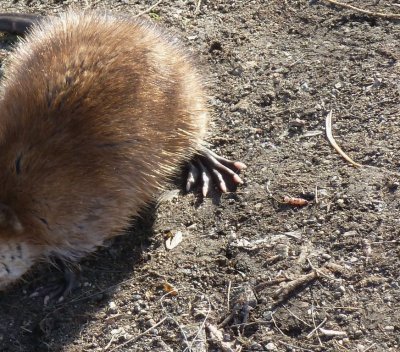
322,0,400,19
107,317,168,351
326,111,362,168
134,0,164,18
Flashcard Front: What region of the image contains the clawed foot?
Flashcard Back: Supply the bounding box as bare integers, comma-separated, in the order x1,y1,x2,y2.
31,260,80,304
186,147,246,196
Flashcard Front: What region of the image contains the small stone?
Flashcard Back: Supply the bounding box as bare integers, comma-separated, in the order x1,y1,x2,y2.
318,188,328,197
230,66,244,77
145,319,157,328
131,294,142,301
384,325,394,332
388,181,399,192
342,230,357,237
265,342,277,350
300,82,309,91
290,118,306,127
187,223,197,230
334,82,343,89
254,203,263,210
250,342,263,350
263,311,273,321
110,328,123,335
133,304,142,314
276,244,289,258
230,99,250,113
108,301,118,314
336,199,345,206
322,253,332,260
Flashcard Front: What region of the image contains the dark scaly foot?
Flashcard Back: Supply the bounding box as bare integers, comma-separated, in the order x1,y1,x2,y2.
0,13,41,34
186,147,246,196
32,259,80,304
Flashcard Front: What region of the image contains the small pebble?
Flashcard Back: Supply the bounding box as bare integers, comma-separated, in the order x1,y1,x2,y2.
133,304,142,314
145,319,156,328
108,301,118,314
250,342,263,350
254,203,263,210
265,342,277,350
131,294,142,301
384,326,394,332
263,311,273,321
336,199,345,206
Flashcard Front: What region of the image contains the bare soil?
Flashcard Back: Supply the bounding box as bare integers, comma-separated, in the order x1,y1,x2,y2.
0,1,399,351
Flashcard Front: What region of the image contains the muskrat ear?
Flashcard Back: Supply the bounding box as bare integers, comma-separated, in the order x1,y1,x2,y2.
0,203,23,233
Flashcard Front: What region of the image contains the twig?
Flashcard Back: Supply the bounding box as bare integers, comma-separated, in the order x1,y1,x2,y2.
308,259,343,282
107,317,168,351
319,327,347,337
254,277,289,292
363,343,377,352
195,0,202,15
272,270,319,301
271,312,288,337
321,0,400,20
219,309,236,328
160,292,190,347
134,0,164,18
326,110,362,168
185,294,211,352
206,323,239,352
104,335,117,351
283,304,312,328
278,340,314,352
227,280,232,310
309,303,323,345
307,317,327,339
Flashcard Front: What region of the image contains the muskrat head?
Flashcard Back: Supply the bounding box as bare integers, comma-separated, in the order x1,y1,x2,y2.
0,204,41,290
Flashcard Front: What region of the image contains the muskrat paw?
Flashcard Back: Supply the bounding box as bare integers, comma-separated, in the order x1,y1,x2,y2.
32,261,80,305
186,147,246,196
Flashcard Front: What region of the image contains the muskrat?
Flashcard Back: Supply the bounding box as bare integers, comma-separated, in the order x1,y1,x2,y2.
0,10,245,296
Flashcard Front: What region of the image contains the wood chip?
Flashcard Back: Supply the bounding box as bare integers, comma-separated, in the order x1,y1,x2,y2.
165,230,183,250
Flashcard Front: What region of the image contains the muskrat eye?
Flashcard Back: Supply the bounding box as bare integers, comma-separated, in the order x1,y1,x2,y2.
15,154,22,175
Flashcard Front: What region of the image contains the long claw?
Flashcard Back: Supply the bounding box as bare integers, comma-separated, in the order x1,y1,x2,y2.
233,161,247,170
186,162,199,192
233,174,243,185
212,168,228,193
197,160,210,196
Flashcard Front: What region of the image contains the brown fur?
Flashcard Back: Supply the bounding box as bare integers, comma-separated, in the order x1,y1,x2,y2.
0,10,209,289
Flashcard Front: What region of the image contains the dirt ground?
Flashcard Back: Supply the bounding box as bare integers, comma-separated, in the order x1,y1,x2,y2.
0,0,399,351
